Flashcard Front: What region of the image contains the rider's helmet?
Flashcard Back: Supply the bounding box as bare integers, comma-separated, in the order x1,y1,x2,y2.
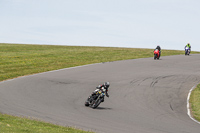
187,43,190,46
104,82,110,88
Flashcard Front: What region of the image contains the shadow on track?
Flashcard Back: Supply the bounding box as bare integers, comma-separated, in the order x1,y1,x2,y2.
95,107,112,110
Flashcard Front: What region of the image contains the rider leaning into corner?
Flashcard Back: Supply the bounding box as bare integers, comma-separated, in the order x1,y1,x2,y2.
89,82,110,102
155,45,161,57
185,43,191,53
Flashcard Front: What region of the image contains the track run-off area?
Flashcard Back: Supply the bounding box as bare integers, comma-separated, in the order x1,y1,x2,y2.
1,54,200,133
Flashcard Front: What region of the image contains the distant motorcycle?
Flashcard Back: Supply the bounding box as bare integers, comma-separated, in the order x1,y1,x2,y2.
85,90,105,109
185,47,190,55
154,49,160,60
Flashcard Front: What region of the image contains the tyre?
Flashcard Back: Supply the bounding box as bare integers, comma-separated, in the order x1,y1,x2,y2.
92,99,101,109
85,102,89,106
154,54,157,60
85,97,91,106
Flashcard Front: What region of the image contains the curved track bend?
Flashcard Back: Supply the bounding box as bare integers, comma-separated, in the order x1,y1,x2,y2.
1,55,200,133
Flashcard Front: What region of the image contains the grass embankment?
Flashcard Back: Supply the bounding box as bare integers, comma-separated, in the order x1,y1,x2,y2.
190,84,200,121
0,43,200,132
0,113,90,133
1,43,195,81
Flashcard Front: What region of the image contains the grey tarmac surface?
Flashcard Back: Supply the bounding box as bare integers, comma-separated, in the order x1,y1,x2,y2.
1,54,200,133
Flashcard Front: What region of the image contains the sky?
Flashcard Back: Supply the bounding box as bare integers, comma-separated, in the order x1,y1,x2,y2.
0,0,200,51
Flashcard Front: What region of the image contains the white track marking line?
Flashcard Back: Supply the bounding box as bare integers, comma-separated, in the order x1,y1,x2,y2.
187,85,200,124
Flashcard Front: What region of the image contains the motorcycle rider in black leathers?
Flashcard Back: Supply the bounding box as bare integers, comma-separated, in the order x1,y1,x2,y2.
155,45,161,57
89,82,110,103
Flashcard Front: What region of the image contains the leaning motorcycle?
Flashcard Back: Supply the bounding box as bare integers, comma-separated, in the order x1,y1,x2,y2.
154,49,160,60
185,47,190,55
85,90,105,109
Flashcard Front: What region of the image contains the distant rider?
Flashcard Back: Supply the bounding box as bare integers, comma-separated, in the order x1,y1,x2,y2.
154,45,161,57
185,43,191,53
89,82,110,102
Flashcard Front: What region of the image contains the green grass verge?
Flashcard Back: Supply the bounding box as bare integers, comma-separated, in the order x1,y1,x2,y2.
0,113,92,133
0,43,200,132
190,84,200,121
1,43,198,81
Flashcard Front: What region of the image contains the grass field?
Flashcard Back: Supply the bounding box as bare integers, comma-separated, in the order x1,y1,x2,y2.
1,43,194,81
190,84,200,122
0,113,92,133
0,43,200,133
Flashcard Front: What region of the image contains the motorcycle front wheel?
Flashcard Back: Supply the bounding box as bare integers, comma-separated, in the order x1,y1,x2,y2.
154,54,157,60
92,98,102,109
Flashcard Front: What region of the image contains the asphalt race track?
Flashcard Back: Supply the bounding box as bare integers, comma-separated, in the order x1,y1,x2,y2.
1,54,200,133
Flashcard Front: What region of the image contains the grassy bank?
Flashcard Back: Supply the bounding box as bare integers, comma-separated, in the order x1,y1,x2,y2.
190,84,200,121
1,43,195,81
0,43,200,133
0,113,91,133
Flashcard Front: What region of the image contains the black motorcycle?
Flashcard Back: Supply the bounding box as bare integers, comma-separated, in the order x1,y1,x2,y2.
85,90,105,109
